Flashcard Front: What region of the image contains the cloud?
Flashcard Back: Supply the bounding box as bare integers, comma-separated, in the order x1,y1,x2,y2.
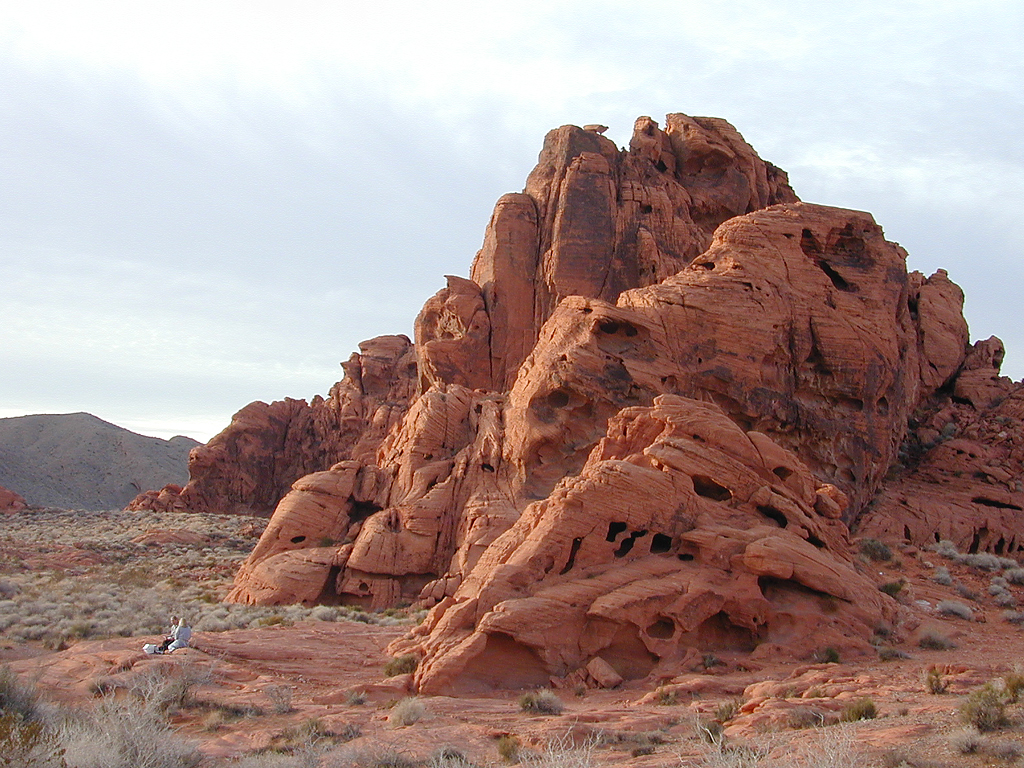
1,1,1022,440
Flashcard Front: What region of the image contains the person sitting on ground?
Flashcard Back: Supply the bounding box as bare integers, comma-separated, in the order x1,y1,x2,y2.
166,617,191,652
143,617,191,654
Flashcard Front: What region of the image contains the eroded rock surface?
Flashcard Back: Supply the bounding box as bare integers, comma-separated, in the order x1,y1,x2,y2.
215,112,1021,689
395,396,898,693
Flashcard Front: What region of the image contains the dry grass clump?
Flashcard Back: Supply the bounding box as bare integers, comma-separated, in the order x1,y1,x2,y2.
932,540,1019,572
838,697,877,722
936,600,973,620
960,682,1011,731
951,728,1023,760
496,734,520,762
932,566,953,586
383,653,418,677
923,668,949,694
518,689,564,715
262,684,294,715
918,629,957,650
859,538,892,562
388,697,425,727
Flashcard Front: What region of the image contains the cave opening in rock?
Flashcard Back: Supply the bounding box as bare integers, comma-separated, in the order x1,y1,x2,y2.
614,530,648,557
560,537,583,575
606,521,628,542
290,535,306,544
349,499,383,524
650,533,672,554
692,475,732,501
757,505,788,528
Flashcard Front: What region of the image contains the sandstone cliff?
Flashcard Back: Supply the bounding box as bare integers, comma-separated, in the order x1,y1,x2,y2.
153,112,1018,691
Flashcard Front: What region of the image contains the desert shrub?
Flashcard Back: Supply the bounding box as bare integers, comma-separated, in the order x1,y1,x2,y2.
918,629,957,650
519,689,564,715
878,647,910,661
933,539,960,558
962,553,1005,571
956,583,981,601
344,690,367,706
654,686,678,705
937,600,973,620
961,683,1010,731
1003,672,1024,703
787,706,830,729
839,697,877,722
859,539,892,562
1004,610,1024,624
383,654,418,677
0,713,65,768
715,699,741,722
388,697,425,727
427,746,472,768
496,734,520,762
0,665,41,721
1004,568,1024,585
932,566,953,586
125,662,208,714
924,668,949,694
59,697,202,768
995,592,1018,608
878,580,905,598
702,652,723,669
263,684,294,714
817,646,840,664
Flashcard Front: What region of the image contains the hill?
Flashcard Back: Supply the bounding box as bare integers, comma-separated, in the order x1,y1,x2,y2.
0,412,199,510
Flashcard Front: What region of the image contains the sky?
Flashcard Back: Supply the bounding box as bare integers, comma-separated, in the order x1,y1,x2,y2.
1,1,1022,442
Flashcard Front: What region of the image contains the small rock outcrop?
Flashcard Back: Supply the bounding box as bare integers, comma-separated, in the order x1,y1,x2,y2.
0,484,27,512
129,335,417,515
216,112,1020,690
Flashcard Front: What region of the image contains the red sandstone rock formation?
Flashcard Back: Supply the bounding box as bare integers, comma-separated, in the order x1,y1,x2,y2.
0,484,27,512
393,396,899,693
218,112,1020,690
128,335,416,516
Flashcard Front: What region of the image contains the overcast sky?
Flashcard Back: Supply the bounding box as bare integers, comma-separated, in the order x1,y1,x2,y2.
2,1,1022,442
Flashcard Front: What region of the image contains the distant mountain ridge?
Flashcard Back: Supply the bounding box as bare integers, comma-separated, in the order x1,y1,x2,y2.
0,413,199,510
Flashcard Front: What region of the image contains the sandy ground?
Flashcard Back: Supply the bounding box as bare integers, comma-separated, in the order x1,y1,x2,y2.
5,525,1024,766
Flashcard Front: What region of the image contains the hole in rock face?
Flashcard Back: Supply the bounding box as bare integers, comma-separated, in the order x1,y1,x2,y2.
290,535,306,544
696,612,757,652
996,537,1007,555
640,203,653,214
606,522,628,542
654,159,668,172
349,500,382,524
598,320,620,335
691,475,732,501
650,533,673,553
904,525,912,542
481,463,495,473
973,497,1023,511
772,466,793,481
677,553,695,561
757,506,788,528
614,530,648,557
547,390,571,408
458,632,550,692
807,534,825,549
647,618,675,639
970,528,985,554
560,537,583,575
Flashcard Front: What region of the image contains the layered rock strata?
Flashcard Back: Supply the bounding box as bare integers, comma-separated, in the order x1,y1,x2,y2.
216,113,1018,690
